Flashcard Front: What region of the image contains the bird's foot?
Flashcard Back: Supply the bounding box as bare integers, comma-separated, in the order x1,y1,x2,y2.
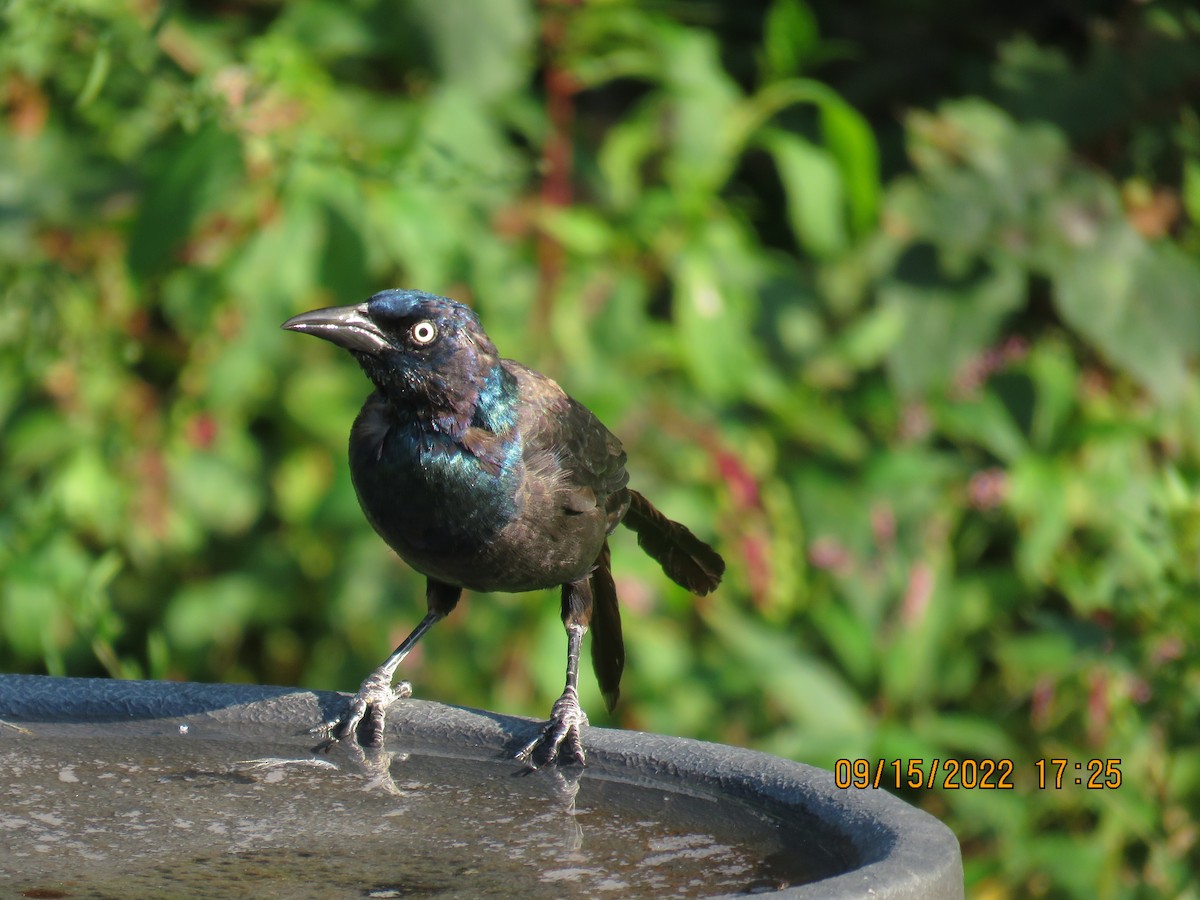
517,687,589,769
312,670,412,749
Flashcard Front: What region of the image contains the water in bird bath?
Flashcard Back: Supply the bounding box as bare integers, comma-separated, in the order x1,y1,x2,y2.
0,719,852,899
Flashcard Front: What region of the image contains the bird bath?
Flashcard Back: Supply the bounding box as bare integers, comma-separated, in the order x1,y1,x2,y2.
0,675,962,898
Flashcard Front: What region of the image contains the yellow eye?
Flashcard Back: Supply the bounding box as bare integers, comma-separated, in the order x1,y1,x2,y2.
410,321,438,345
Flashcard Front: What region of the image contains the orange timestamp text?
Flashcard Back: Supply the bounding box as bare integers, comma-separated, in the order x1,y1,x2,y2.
834,758,1124,790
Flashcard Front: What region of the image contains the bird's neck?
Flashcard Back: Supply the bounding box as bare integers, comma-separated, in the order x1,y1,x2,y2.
374,359,518,442
469,362,519,435
357,361,520,484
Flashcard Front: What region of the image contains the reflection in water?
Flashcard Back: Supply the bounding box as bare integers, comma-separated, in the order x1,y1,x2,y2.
2,725,848,897
323,739,587,851
519,764,585,854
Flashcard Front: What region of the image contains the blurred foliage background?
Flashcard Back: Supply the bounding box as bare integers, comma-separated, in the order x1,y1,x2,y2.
3,0,1200,895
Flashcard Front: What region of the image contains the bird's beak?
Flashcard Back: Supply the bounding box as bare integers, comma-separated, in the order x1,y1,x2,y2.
282,303,391,354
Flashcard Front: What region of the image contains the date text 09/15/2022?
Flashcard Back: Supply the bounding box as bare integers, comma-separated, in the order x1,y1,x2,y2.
834,758,1123,791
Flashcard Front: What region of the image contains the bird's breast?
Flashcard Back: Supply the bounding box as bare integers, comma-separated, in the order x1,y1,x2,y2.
347,395,611,593
349,404,522,569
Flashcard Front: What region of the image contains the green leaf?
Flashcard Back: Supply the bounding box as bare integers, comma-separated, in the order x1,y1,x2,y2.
126,124,243,279
761,0,820,80
410,0,535,102
2,580,64,663
1025,339,1078,451
761,129,848,258
913,712,1020,759
540,207,615,257
55,448,126,542
1054,234,1200,404
705,600,871,738
883,260,1025,395
935,391,1029,463
833,302,906,369
598,108,660,210
809,600,876,686
660,28,743,196
1183,157,1200,223
164,575,276,652
672,227,762,400
1007,456,1071,582
168,448,263,536
819,98,880,235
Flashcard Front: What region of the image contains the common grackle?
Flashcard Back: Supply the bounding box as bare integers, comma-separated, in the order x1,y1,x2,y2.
283,289,724,767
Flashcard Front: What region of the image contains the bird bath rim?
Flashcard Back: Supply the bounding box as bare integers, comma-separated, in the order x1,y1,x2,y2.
0,674,963,899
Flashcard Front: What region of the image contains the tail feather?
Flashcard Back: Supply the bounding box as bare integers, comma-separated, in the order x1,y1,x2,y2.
622,490,724,595
588,541,624,712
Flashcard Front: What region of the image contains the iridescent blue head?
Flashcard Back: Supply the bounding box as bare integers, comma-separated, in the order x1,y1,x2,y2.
283,289,508,426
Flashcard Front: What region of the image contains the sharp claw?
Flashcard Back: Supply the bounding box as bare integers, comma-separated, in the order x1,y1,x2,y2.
392,681,413,701
363,703,386,747
337,696,369,740
563,731,586,767
516,688,589,769
311,675,412,749
309,721,335,737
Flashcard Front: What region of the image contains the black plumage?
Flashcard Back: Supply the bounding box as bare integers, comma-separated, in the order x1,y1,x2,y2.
283,289,724,766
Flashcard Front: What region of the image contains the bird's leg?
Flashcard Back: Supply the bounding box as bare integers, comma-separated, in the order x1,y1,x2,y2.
314,610,437,747
516,623,588,767
317,579,461,748
518,578,592,768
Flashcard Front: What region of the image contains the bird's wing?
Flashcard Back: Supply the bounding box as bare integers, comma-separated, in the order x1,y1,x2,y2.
505,361,630,528
556,394,632,530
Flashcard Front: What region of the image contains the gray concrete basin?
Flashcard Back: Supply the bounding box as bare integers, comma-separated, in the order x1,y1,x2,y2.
0,675,962,898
